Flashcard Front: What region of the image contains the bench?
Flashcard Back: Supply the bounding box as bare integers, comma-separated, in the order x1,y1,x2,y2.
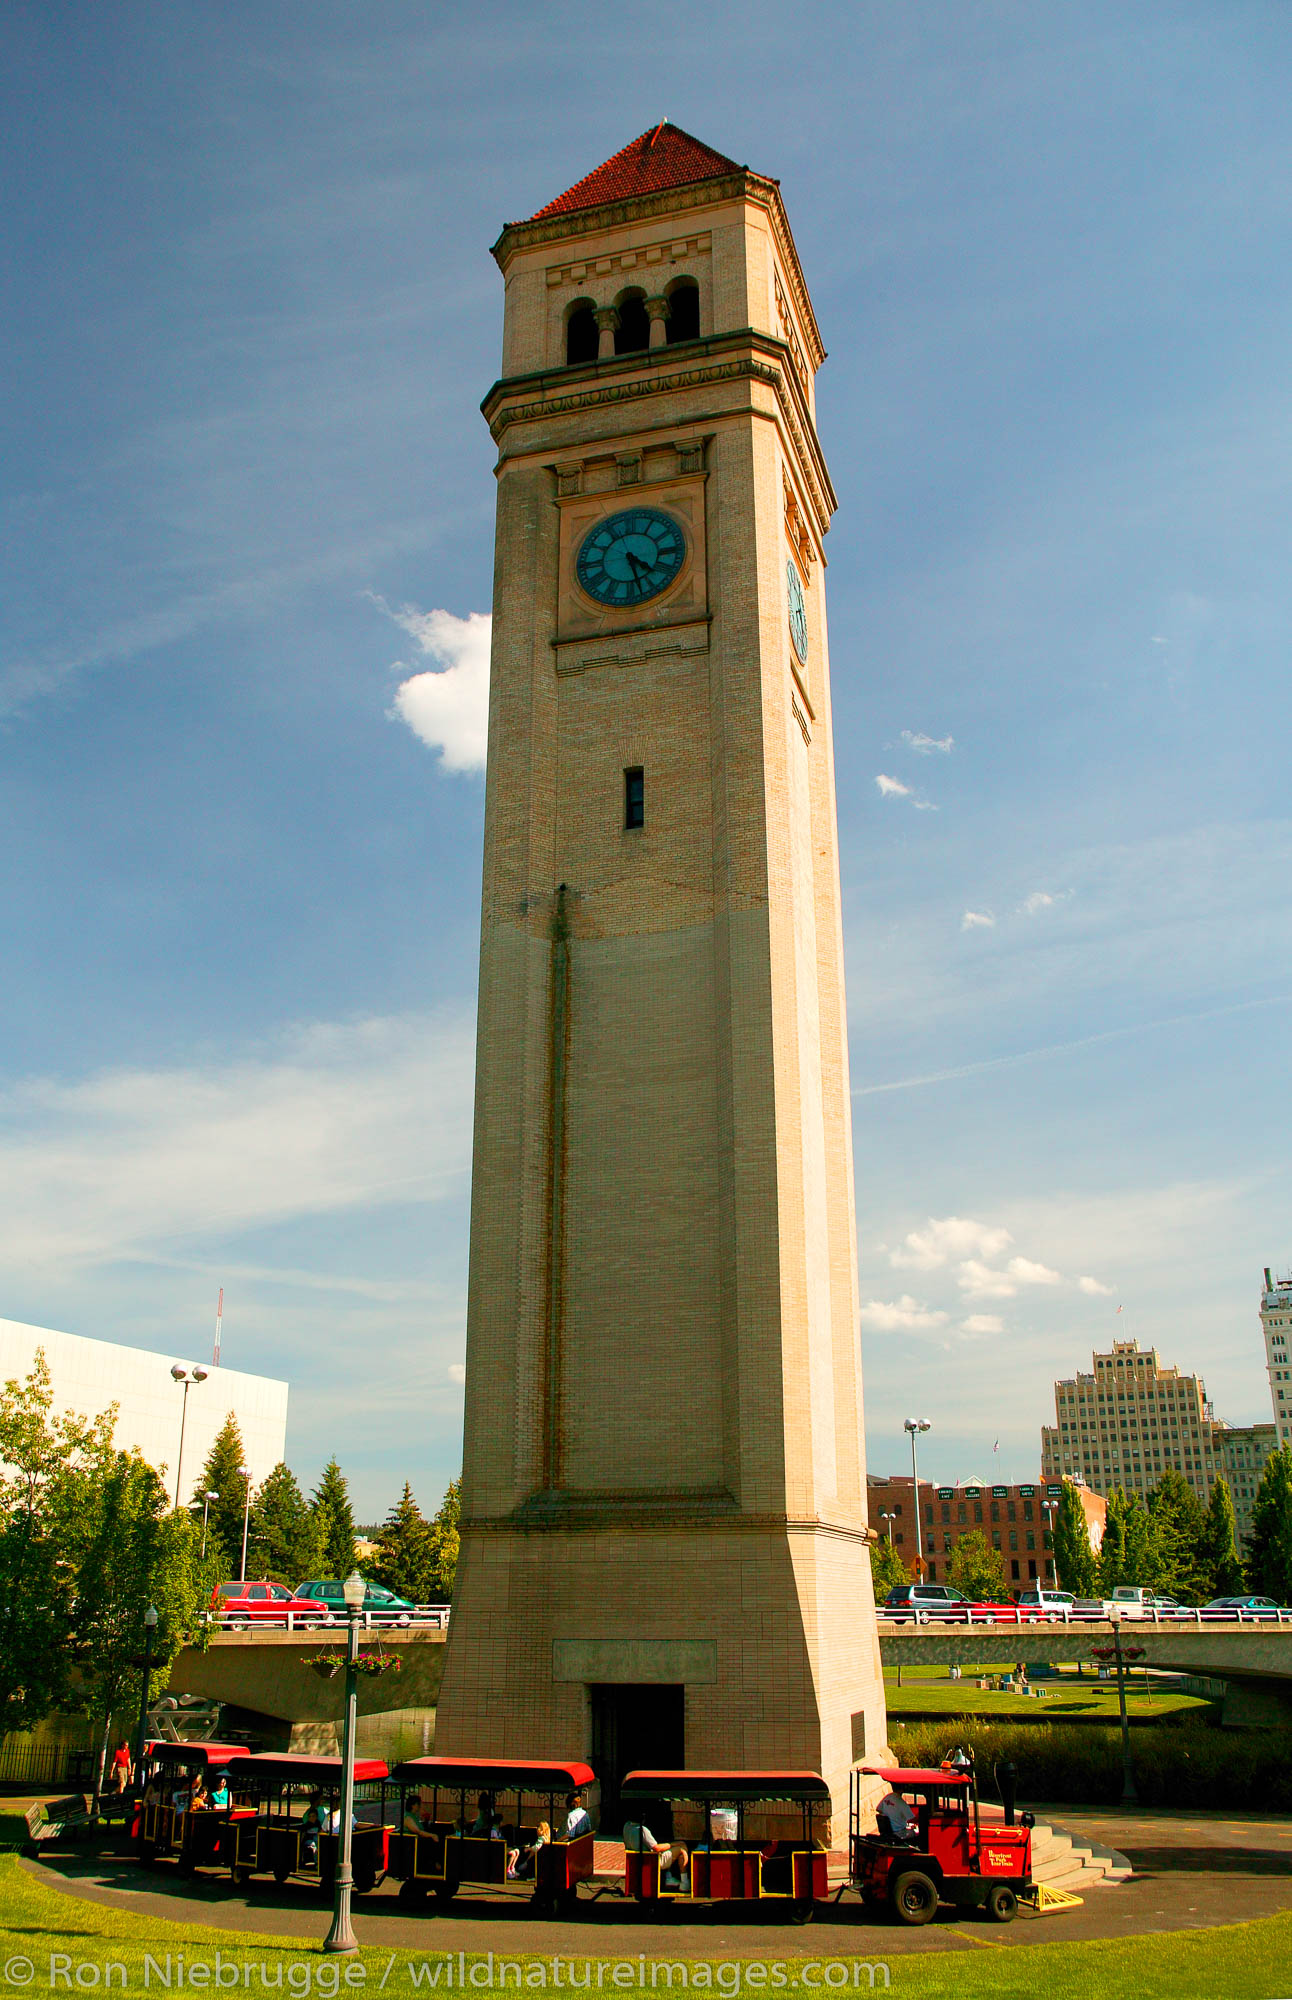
25,1797,91,1847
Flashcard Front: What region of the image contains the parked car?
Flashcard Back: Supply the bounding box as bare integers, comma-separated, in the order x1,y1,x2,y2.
883,1584,1014,1622
1108,1586,1184,1618
294,1578,417,1625
1012,1587,1104,1621
1203,1595,1284,1618
213,1581,331,1627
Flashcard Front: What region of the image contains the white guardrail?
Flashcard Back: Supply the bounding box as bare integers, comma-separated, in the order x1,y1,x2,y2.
215,1606,451,1632
881,1606,1292,1626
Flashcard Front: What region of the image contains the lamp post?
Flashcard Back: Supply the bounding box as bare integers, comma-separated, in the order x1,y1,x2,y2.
170,1365,208,1509
1042,1499,1058,1587
1093,1616,1143,1805
239,1469,254,1578
132,1606,159,1795
324,1571,366,1954
904,1418,932,1571
879,1511,896,1542
200,1491,219,1560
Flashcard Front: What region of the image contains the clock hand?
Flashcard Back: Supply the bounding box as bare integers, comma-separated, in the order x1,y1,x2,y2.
625,550,648,579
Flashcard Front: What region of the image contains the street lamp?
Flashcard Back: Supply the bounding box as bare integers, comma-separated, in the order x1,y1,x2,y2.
1093,1614,1143,1805
904,1418,932,1571
200,1491,219,1560
1041,1499,1058,1587
324,1570,367,1954
132,1606,159,1796
170,1365,208,1509
879,1511,896,1542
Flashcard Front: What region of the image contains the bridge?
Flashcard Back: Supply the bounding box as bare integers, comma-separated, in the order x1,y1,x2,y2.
167,1617,1292,1747
877,1619,1292,1727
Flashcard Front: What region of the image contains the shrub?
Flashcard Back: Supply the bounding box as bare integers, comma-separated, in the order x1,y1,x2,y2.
888,1716,1292,1812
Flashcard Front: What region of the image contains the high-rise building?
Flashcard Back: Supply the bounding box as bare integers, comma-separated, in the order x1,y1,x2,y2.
1213,1421,1278,1547
1041,1338,1217,1503
1260,1268,1292,1450
434,125,886,1826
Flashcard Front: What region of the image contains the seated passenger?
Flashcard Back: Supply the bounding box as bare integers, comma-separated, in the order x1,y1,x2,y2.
510,1820,550,1880
622,1817,688,1886
468,1793,494,1837
301,1794,325,1865
563,1791,592,1840
208,1772,231,1810
876,1789,917,1844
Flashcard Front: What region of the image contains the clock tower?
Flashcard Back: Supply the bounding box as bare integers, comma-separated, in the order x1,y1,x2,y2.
434,125,887,1825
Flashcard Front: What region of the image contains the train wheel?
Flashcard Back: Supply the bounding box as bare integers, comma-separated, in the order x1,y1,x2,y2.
398,1880,428,1908
890,1871,938,1927
985,1884,1018,1924
433,1885,456,1908
789,1900,815,1926
272,1864,291,1886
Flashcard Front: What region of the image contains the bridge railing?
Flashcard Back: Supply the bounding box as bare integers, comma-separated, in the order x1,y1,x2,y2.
210,1605,451,1634
880,1606,1292,1627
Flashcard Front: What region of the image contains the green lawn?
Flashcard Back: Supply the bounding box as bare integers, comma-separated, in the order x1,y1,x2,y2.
3,1846,1292,1998
884,1665,1215,1724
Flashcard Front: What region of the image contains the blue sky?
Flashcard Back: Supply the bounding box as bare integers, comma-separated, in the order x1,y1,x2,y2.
4,2,1290,1518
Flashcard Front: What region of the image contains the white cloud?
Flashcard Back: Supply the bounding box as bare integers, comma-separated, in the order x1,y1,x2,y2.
961,909,995,930
379,599,492,773
1006,1256,1063,1286
876,774,911,798
863,1296,950,1332
447,1363,466,1385
1020,892,1056,915
0,1009,476,1273
961,1314,1004,1335
1078,1275,1116,1296
891,1216,1013,1270
957,1259,1019,1298
901,731,954,754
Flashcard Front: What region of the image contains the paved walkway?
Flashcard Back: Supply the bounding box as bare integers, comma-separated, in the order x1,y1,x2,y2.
21,1805,1292,1957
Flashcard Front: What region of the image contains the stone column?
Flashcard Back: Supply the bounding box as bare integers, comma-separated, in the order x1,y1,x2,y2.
645,295,670,348
594,307,619,359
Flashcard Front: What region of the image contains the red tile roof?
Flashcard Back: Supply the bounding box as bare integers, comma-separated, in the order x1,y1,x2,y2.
532,123,745,220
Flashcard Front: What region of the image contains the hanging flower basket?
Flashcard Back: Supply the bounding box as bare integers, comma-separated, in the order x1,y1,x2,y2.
355,1653,402,1678
301,1652,344,1679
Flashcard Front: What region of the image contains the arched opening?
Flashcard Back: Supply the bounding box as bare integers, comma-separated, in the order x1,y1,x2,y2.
566,303,599,366
614,292,651,355
665,280,700,345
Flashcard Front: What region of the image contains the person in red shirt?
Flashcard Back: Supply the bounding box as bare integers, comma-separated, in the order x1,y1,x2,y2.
110,1741,133,1794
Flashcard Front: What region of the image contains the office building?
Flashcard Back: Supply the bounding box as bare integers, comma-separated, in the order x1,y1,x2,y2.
866,1472,1104,1587
1260,1269,1292,1450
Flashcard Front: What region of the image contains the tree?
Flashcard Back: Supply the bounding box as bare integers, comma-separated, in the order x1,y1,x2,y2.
0,1355,117,1738
1201,1475,1245,1598
1052,1481,1097,1596
1149,1468,1209,1602
371,1483,436,1601
425,1478,460,1601
869,1533,908,1600
69,1452,221,1808
1246,1447,1292,1604
1098,1486,1161,1593
946,1530,1009,1602
248,1464,320,1585
312,1459,357,1577
190,1414,251,1576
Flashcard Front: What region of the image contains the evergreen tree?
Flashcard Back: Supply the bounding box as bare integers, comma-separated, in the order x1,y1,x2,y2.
312,1458,357,1577
190,1414,251,1576
1246,1447,1292,1603
1052,1480,1097,1595
1200,1475,1245,1597
248,1463,320,1585
945,1529,1009,1602
1148,1468,1209,1602
869,1534,909,1601
425,1478,461,1600
371,1483,436,1601
1097,1485,1129,1593
1121,1489,1162,1589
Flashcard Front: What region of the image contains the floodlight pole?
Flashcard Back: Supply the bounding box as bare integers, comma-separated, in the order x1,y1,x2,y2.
324,1571,366,1953
904,1419,932,1570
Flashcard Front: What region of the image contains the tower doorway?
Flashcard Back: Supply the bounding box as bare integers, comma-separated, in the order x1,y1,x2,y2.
589,1683,684,1833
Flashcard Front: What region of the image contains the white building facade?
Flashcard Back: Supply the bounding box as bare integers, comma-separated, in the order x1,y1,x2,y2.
1260,1269,1292,1450
0,1317,288,1498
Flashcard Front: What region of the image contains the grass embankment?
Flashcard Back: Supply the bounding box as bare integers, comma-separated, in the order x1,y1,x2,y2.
885,1665,1214,1724
888,1716,1292,1809
2,1847,1292,1999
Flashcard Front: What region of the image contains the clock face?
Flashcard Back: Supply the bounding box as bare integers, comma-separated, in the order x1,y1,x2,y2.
576,508,686,607
786,559,809,664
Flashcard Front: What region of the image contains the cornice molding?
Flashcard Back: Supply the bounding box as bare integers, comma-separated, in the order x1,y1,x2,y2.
482,332,837,531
